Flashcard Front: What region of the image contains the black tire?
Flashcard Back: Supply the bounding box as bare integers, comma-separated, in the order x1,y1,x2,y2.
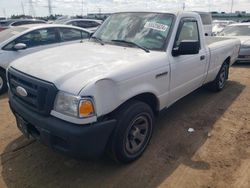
208,63,229,92
109,100,155,163
0,70,7,95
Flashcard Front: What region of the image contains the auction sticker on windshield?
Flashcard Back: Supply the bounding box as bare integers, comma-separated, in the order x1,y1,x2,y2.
144,22,168,31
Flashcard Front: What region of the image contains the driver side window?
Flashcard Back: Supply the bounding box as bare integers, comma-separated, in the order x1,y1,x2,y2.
174,20,200,48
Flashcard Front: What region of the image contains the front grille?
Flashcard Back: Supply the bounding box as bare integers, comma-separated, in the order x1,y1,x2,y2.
8,68,57,116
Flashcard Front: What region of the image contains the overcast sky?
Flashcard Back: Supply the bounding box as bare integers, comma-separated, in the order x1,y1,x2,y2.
1,0,250,17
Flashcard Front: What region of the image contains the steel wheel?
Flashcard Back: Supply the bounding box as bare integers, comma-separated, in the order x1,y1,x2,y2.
109,100,154,163
0,70,8,94
218,65,227,89
124,114,152,156
0,76,3,90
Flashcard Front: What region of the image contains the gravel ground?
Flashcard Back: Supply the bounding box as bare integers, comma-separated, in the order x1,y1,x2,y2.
0,64,249,188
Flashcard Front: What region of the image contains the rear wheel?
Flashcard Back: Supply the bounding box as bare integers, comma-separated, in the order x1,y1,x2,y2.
208,63,229,92
109,100,154,163
0,70,7,95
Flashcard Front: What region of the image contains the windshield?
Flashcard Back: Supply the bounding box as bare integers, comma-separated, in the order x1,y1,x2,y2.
219,25,250,36
0,27,27,43
93,12,174,51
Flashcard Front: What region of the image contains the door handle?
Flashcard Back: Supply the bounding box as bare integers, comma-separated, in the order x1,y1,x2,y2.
200,55,205,60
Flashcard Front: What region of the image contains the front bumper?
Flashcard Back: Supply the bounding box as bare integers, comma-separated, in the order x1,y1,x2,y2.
9,95,116,159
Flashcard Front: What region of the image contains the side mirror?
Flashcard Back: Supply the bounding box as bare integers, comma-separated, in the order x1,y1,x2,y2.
172,40,200,56
13,43,27,51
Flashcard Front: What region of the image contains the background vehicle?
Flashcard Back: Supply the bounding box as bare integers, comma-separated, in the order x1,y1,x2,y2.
212,20,236,35
196,12,213,36
0,24,91,94
0,19,47,32
53,18,103,32
218,23,250,62
8,12,240,163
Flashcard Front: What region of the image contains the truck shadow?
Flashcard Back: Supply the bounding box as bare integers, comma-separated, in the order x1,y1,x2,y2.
0,93,7,101
1,81,245,188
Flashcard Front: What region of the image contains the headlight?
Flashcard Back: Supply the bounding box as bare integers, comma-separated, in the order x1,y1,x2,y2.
54,91,95,118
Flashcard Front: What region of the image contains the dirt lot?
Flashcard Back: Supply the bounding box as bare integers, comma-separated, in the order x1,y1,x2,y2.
0,64,249,188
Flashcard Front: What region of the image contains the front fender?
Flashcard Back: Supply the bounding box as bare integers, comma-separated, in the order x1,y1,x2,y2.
80,78,160,117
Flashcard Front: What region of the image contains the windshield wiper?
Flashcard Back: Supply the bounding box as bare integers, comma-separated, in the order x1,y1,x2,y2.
111,39,150,53
91,36,105,45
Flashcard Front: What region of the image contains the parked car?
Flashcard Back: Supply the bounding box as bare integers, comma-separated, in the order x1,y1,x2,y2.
195,12,213,36
0,24,91,94
53,18,103,32
0,19,47,32
218,23,250,62
212,20,236,35
7,12,240,163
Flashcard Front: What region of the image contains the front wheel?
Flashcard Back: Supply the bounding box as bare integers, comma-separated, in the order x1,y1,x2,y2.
208,63,229,92
109,100,154,163
0,70,8,95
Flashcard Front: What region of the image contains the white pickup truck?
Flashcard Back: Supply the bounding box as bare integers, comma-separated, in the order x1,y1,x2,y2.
7,11,240,163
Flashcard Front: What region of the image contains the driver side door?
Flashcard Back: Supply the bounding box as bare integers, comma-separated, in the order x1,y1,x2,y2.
168,18,208,104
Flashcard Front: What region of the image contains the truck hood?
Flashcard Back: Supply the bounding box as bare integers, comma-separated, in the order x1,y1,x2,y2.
10,42,161,95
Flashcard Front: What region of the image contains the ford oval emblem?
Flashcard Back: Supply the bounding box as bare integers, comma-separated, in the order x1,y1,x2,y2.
16,86,28,97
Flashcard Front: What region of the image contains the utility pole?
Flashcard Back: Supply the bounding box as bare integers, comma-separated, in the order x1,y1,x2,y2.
230,0,234,13
48,0,52,15
81,0,84,16
21,1,25,15
2,8,6,18
182,2,185,10
208,0,211,12
28,0,36,17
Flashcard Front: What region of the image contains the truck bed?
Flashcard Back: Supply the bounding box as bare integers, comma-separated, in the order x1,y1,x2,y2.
205,36,237,46
204,36,240,84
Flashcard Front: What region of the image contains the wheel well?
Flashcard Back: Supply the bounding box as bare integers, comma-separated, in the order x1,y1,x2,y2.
129,93,159,114
225,57,230,65
224,57,230,79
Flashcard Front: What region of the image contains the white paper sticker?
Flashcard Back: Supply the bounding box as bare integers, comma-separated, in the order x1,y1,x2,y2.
144,22,168,32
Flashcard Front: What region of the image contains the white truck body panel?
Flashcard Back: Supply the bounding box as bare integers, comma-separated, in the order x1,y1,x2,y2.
9,12,241,125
